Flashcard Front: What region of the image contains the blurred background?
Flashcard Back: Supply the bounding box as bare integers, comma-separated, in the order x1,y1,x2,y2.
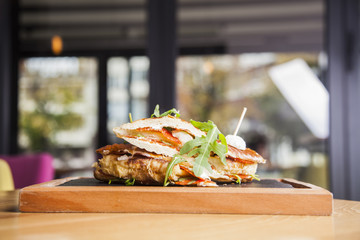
0,0,359,200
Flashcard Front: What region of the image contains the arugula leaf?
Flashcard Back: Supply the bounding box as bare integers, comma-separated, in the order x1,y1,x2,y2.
192,127,217,176
151,105,160,117
251,174,261,181
176,178,197,185
151,104,180,118
187,147,201,157
160,108,180,118
163,118,228,186
234,175,242,184
211,140,227,164
125,178,136,186
108,178,131,185
218,133,228,152
180,122,228,178
163,155,187,186
180,137,203,155
190,120,215,132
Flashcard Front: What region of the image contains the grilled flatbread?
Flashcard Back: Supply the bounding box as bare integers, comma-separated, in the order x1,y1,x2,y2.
94,143,261,186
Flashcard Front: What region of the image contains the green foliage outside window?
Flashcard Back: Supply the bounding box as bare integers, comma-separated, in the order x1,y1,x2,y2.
19,76,84,151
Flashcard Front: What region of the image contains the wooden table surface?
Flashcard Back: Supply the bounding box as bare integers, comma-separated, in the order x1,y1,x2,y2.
1,190,359,240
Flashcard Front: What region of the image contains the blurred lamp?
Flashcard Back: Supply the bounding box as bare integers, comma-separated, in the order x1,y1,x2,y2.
51,35,63,55
203,61,214,75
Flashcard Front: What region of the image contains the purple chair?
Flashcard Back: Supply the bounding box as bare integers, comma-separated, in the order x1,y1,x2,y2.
0,153,54,189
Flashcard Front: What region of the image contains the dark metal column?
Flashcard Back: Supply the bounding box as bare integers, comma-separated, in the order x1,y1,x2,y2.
344,0,360,201
97,56,108,148
327,0,360,200
0,0,19,154
147,0,177,114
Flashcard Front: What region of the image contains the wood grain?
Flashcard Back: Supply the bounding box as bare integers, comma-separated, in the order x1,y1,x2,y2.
0,192,359,240
19,177,333,215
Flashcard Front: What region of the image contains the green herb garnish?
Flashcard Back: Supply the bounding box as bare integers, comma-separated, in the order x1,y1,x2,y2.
180,123,227,177
125,178,136,186
108,178,136,185
163,120,228,185
190,120,216,132
151,104,180,118
163,155,186,186
190,120,228,152
251,174,260,181
234,175,242,184
108,179,123,184
178,178,196,185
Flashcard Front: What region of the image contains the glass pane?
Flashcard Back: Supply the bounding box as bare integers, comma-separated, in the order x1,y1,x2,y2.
130,56,149,120
18,57,98,177
176,53,329,189
107,57,129,143
107,56,149,143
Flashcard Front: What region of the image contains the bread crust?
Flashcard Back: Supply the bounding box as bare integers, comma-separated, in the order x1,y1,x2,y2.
93,155,186,185
226,145,266,164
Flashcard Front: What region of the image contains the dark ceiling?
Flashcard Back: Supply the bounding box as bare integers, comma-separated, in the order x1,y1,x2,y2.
19,0,324,55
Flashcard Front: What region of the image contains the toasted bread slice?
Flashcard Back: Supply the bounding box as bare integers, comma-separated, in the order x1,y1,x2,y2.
113,116,205,138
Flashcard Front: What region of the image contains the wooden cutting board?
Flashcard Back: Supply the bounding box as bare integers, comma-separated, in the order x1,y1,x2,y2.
19,177,333,215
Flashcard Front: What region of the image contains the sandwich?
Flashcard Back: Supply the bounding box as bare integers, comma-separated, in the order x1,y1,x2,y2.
93,106,266,186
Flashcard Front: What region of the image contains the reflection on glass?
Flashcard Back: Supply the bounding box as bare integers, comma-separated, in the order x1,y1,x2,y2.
18,57,98,177
107,56,149,143
176,53,329,189
130,56,149,120
107,57,129,143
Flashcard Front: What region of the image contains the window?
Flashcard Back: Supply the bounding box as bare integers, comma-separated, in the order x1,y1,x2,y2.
129,57,150,120
107,57,129,143
176,53,329,189
107,56,149,143
18,57,98,177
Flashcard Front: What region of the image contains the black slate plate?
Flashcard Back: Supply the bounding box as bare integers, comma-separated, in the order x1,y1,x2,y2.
59,178,294,188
